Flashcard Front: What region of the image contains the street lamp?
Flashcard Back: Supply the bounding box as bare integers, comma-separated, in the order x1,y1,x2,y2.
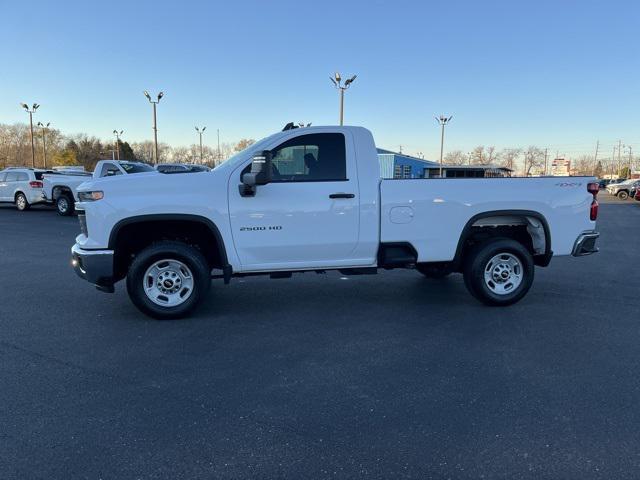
143,90,164,164
21,103,39,168
36,121,50,168
435,115,453,178
329,72,357,126
113,130,123,160
195,126,206,164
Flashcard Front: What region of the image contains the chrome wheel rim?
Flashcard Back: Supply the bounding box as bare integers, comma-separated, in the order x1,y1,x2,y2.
483,252,523,295
16,195,26,209
58,197,68,213
143,259,194,307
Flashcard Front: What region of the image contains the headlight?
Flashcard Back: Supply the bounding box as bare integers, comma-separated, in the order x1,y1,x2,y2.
78,191,104,201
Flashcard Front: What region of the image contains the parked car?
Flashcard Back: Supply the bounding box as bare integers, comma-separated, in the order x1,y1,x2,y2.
156,163,211,173
0,167,50,211
606,179,639,199
71,125,600,319
43,160,156,215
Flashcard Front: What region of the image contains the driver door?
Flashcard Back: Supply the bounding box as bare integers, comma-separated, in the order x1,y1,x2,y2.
228,132,362,271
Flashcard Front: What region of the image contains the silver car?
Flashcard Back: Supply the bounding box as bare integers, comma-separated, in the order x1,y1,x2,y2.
0,168,47,211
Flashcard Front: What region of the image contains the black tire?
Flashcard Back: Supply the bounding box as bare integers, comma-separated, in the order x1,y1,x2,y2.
126,241,211,319
15,193,30,211
463,238,534,306
416,263,451,279
56,193,75,216
617,190,629,200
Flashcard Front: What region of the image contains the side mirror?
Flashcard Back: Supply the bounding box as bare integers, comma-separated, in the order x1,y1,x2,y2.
240,150,273,196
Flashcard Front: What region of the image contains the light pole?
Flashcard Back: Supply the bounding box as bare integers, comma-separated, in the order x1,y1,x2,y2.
36,121,50,168
143,90,164,164
113,130,123,160
195,126,206,164
330,72,357,125
21,103,39,167
435,115,452,178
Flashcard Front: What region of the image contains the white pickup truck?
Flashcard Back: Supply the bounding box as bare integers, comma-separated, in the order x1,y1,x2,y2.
71,126,600,319
43,160,156,215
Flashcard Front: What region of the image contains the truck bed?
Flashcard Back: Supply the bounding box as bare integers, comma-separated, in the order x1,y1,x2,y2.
380,177,596,262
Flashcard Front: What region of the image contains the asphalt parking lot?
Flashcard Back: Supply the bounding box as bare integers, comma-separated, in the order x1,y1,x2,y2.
1,195,639,479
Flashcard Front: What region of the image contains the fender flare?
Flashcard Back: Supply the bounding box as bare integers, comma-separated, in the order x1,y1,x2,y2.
107,213,230,268
452,209,552,268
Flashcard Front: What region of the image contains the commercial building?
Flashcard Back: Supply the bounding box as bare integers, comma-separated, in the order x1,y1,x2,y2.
377,149,512,179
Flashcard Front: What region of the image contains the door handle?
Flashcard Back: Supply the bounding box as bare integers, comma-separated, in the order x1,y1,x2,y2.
329,193,355,199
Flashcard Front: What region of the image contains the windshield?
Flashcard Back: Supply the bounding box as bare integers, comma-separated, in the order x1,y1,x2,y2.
214,132,284,170
119,161,155,174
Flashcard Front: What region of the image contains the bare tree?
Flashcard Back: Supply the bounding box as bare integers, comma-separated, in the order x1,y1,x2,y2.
469,146,486,165
523,146,545,176
444,150,468,165
499,148,521,173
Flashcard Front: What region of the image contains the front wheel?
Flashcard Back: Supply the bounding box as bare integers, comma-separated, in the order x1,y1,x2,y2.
56,193,74,216
126,241,211,319
463,238,534,306
617,190,629,200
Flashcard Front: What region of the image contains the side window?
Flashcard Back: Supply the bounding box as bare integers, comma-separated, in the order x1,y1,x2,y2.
5,172,18,182
0,172,6,182
100,163,122,177
243,133,347,182
17,172,29,181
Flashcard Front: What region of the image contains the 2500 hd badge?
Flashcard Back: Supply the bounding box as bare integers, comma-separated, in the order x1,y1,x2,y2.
240,226,283,231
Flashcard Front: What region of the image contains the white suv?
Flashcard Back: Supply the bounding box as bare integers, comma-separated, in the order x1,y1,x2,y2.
0,168,47,211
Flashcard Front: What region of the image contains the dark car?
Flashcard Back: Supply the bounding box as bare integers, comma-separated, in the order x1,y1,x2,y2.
156,163,211,174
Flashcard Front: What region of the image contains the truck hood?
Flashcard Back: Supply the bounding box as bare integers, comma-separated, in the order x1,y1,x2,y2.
77,169,221,196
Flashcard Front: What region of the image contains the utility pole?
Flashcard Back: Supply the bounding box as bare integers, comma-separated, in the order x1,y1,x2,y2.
592,140,599,176
329,72,357,125
195,126,206,164
543,148,549,176
143,91,164,164
37,122,50,169
617,139,622,177
20,103,39,168
216,129,220,165
113,130,123,160
435,115,453,178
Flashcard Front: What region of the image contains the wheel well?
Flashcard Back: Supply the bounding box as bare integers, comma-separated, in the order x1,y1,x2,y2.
14,191,25,201
53,186,73,200
453,213,551,270
111,219,226,281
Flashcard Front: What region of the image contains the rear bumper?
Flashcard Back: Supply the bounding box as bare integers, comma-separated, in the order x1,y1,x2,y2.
71,243,115,292
571,231,600,256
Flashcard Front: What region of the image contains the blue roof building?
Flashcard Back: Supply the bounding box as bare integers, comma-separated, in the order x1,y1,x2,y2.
377,148,438,179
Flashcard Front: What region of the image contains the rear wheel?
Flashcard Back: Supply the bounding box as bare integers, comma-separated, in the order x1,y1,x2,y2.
126,241,211,319
617,190,629,200
56,193,74,216
463,238,534,306
15,193,30,211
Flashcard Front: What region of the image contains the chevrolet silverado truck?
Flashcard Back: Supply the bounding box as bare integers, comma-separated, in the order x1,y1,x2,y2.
43,160,156,215
71,126,600,319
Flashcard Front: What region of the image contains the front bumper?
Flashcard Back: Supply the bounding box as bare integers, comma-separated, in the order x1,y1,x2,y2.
71,243,115,292
571,231,600,257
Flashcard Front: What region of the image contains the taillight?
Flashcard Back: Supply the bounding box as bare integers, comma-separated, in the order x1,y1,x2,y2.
590,200,599,221
29,180,43,188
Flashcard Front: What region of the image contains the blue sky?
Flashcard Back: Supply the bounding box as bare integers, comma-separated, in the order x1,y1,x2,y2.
1,0,638,159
